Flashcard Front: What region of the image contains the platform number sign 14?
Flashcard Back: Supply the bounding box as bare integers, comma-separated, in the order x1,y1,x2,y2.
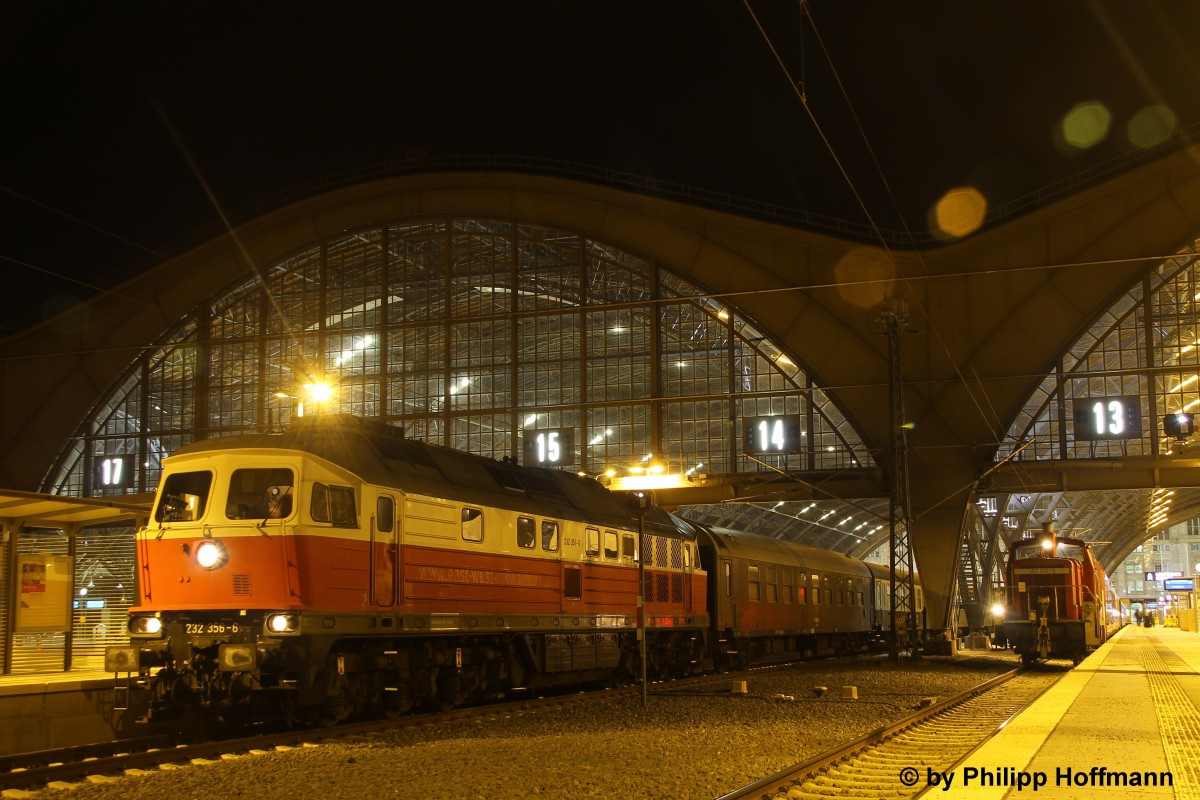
1072,397,1141,441
743,415,804,454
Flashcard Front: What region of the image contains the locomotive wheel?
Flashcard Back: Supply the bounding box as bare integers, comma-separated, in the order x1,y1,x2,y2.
317,671,351,726
436,671,465,711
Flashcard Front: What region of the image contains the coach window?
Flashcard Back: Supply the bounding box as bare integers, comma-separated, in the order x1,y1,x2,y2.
462,507,484,542
766,567,778,602
781,571,792,604
811,574,820,605
585,527,600,557
724,561,732,597
604,529,618,559
311,483,357,526
797,584,806,604
517,516,536,549
542,521,559,551
621,533,636,560
377,496,394,532
748,565,761,601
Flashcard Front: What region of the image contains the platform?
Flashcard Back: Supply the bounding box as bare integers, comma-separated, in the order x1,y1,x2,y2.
0,669,122,753
916,624,1200,799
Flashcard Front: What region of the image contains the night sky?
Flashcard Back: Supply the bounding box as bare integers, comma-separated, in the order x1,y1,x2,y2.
4,1,1200,335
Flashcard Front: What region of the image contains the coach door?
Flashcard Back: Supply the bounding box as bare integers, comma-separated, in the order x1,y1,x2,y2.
372,494,399,606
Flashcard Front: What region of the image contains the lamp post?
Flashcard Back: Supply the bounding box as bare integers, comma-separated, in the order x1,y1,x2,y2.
636,491,649,709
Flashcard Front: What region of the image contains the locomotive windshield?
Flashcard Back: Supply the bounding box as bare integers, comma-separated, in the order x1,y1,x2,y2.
227,467,295,520
156,470,214,522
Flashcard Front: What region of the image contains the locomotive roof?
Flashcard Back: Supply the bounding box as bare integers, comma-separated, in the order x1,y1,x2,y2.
168,414,693,539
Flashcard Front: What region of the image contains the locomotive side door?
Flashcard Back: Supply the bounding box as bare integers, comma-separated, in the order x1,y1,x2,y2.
372,493,399,607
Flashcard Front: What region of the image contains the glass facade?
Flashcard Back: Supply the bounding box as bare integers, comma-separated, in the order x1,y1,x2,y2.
47,216,869,505
1000,240,1200,462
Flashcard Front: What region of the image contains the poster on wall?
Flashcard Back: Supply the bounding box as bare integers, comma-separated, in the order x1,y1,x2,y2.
16,555,72,632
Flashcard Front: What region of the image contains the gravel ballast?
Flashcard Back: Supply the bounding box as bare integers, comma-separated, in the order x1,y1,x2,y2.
15,652,1020,800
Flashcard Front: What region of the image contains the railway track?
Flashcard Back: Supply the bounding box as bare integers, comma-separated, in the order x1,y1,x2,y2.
0,658,817,794
716,665,1066,800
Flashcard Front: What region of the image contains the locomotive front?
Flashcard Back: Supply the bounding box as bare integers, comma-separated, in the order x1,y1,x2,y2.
105,446,313,723
1000,528,1107,665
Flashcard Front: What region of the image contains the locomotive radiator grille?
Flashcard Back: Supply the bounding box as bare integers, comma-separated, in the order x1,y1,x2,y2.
233,574,252,595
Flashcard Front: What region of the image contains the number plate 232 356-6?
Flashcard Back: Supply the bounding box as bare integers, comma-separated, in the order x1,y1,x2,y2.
186,623,241,635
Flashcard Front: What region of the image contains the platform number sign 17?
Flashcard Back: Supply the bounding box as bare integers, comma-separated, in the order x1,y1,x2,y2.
1072,397,1141,441
93,455,132,491
743,415,804,454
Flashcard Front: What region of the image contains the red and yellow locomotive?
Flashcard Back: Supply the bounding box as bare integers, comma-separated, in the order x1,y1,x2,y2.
105,414,923,727
106,415,706,724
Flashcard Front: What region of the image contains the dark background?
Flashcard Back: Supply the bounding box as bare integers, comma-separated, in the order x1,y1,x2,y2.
4,1,1200,335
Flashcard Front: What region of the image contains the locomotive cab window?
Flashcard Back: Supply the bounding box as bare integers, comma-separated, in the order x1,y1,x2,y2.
377,496,395,533
603,529,618,559
517,516,536,549
312,483,356,526
461,507,484,542
585,527,600,557
157,470,214,523
541,521,559,551
621,533,636,559
226,467,294,520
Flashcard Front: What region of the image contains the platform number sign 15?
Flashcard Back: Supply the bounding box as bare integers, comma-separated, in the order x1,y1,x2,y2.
522,429,575,467
743,415,804,454
1072,397,1141,441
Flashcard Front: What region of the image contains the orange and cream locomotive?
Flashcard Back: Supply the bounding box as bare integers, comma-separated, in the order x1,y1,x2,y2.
106,414,922,726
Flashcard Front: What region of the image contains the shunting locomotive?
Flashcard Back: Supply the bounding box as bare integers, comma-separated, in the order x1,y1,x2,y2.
999,524,1123,665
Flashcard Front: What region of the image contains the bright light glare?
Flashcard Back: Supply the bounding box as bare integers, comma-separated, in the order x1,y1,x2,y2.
304,382,333,402
195,540,226,569
1128,105,1176,149
1062,101,1111,149
933,187,987,239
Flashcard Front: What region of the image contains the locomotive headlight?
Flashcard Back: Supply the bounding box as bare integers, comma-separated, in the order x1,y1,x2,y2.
195,539,228,570
991,603,1005,619
265,612,300,634
130,615,163,636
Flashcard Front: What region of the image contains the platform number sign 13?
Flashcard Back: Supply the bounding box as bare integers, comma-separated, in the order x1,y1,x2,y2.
743,415,804,454
522,429,575,467
1072,397,1141,441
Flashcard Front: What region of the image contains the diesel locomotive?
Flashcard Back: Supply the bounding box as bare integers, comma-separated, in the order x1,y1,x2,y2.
999,525,1124,666
105,414,923,726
